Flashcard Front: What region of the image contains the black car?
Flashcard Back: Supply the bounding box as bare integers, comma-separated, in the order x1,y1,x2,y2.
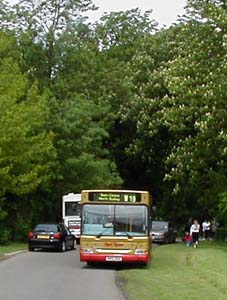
151,221,177,244
28,223,76,252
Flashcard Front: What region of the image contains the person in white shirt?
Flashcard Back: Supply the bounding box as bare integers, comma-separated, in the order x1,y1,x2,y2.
202,219,211,240
190,220,200,248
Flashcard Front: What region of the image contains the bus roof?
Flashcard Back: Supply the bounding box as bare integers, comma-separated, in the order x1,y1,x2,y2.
62,193,81,201
81,190,149,194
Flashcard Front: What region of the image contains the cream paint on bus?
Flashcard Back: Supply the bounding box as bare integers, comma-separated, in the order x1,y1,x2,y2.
62,193,81,243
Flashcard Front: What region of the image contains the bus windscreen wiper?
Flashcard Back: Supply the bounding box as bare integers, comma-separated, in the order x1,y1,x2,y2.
96,229,111,238
125,232,133,238
96,231,104,238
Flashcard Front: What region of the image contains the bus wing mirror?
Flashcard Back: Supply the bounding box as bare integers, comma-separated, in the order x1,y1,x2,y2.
103,222,113,228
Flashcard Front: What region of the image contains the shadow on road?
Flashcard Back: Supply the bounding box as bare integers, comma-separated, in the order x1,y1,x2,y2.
82,261,149,270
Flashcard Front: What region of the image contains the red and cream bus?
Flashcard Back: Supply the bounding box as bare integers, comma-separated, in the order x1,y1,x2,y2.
80,190,152,265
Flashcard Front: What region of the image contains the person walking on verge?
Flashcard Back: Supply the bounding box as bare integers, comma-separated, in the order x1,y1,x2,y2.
185,217,193,234
202,219,211,240
211,218,219,239
190,220,200,248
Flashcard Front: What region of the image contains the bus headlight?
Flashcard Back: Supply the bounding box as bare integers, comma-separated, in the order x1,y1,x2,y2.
81,248,93,254
135,249,147,255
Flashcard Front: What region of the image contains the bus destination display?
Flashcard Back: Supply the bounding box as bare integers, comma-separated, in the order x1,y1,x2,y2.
89,192,141,202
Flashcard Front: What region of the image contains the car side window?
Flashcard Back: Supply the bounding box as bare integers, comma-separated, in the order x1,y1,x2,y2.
62,225,71,235
65,226,71,235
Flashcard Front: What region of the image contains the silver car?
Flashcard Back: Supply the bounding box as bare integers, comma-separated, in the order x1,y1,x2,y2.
151,221,177,244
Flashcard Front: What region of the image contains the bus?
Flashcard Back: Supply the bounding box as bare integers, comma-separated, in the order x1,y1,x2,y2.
80,189,152,265
62,193,81,243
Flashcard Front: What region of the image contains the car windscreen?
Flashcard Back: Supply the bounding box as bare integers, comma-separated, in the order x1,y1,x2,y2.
152,221,168,229
33,224,59,233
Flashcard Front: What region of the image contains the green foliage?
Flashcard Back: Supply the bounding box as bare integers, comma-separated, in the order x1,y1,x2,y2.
218,191,227,221
118,1,227,220
160,2,227,217
0,59,55,196
215,227,227,241
1,0,97,85
95,9,157,55
0,30,55,241
49,69,123,194
0,0,227,241
0,226,11,245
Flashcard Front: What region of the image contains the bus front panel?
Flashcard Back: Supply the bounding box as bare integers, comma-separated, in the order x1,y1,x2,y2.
80,203,150,264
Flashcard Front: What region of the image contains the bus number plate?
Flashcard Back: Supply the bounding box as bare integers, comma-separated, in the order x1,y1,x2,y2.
106,256,122,262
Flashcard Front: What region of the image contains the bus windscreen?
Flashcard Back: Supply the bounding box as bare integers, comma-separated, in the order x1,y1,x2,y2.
82,204,148,237
65,202,81,216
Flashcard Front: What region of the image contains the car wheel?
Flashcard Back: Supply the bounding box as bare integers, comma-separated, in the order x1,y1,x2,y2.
28,245,34,251
60,241,66,252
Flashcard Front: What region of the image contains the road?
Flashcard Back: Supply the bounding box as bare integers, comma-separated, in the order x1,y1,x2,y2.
0,249,124,300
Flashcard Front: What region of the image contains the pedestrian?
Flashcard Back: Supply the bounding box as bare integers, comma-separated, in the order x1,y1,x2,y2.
183,232,193,247
185,217,193,234
190,219,200,248
202,219,211,240
210,218,219,239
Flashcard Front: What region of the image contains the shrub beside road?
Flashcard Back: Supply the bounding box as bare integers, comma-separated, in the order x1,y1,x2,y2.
118,241,227,300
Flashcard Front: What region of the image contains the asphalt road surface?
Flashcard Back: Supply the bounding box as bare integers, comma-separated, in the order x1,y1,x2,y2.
0,249,124,300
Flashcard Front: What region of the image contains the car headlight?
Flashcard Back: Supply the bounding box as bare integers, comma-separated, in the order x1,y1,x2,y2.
159,234,165,237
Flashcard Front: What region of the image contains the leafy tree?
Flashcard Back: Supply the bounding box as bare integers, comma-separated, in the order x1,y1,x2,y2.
92,10,159,191
120,0,227,221
0,30,55,241
116,25,183,219
95,8,157,56
0,1,123,224
0,0,96,87
44,9,158,198
160,0,227,218
48,93,123,195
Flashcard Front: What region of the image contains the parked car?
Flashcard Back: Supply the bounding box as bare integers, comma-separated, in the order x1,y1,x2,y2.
27,223,76,252
151,221,177,244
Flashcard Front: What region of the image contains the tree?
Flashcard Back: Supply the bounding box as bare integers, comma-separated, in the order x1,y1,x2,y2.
120,0,227,221
160,0,227,218
0,0,96,87
91,10,159,191
0,30,55,241
115,25,183,219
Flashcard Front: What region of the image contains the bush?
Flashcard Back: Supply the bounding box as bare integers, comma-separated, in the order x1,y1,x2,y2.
0,227,11,245
214,227,227,242
12,218,32,242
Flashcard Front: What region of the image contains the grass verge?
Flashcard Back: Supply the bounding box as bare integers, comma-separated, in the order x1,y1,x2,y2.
118,241,227,300
0,242,27,256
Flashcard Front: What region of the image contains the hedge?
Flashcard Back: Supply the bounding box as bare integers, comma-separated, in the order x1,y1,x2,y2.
214,227,227,242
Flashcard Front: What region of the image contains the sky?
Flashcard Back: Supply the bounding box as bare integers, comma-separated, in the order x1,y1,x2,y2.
88,0,187,27
8,0,188,28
